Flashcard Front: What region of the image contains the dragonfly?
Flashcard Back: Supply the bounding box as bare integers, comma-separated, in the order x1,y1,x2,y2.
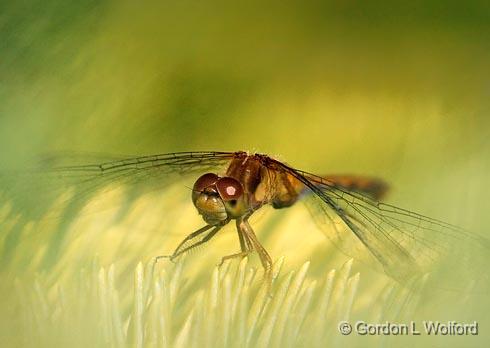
44,150,488,288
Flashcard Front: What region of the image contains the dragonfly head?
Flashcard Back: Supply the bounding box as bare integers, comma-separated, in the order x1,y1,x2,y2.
192,173,247,225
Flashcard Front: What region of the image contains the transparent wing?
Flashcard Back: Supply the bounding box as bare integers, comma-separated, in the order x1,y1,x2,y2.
1,151,237,220
279,165,489,285
45,151,237,188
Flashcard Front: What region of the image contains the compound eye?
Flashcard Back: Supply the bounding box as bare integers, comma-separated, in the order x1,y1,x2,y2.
216,177,244,201
193,173,219,193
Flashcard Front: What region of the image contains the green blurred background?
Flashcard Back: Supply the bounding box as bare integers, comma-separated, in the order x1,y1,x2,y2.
1,0,489,221
1,0,489,347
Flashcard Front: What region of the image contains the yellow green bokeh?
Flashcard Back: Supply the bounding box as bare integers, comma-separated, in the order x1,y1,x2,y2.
1,1,489,347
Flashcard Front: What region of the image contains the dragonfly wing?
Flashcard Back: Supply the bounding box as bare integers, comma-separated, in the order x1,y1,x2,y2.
280,165,489,285
2,151,237,219
302,190,424,281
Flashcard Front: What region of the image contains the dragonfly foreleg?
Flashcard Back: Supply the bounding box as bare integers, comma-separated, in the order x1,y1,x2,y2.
156,224,222,262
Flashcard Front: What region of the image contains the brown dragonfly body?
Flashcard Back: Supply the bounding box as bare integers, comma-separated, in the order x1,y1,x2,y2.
161,152,388,285
49,150,481,287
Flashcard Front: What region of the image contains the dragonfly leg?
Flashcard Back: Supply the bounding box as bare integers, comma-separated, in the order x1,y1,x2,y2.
219,251,251,266
219,224,255,266
237,224,247,252
238,217,273,290
155,224,222,262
